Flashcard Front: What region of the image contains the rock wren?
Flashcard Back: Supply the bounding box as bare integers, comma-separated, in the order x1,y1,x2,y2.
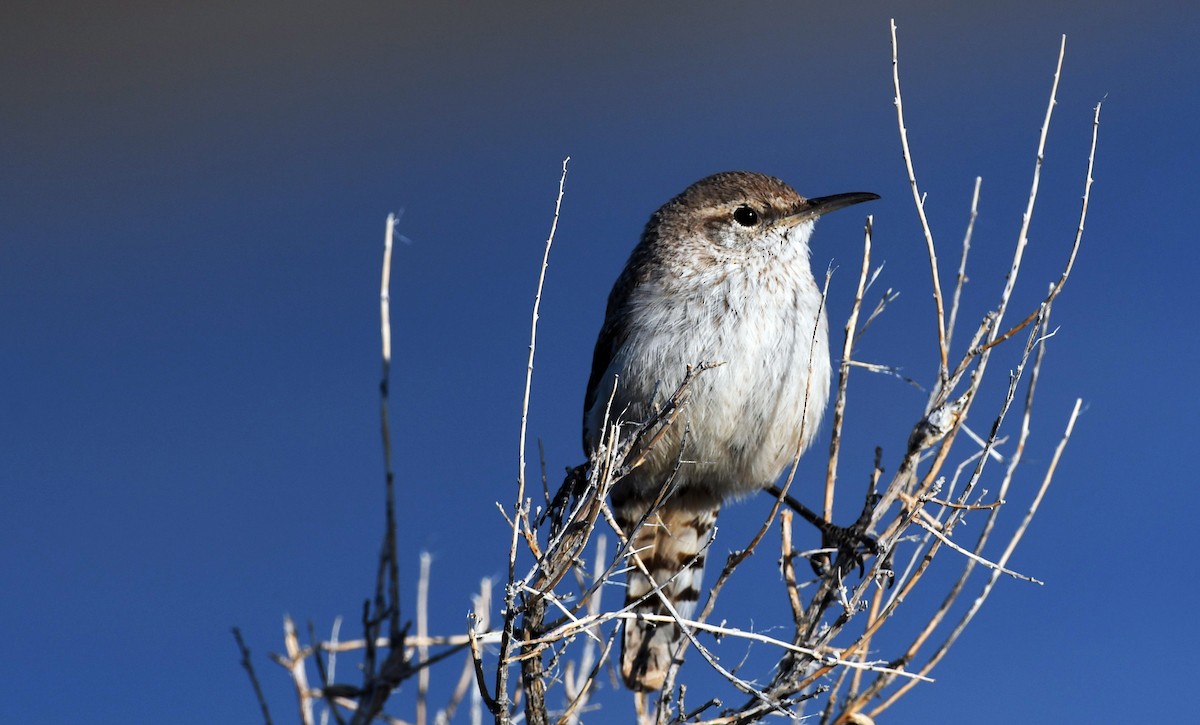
581,171,878,691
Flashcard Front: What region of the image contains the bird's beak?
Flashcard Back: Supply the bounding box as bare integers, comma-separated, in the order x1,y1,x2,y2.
788,192,880,223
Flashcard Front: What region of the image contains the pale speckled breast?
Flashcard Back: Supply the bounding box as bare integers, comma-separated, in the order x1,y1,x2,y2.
587,230,831,502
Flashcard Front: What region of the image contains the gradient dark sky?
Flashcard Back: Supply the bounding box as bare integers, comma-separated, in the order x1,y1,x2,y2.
4,2,1197,723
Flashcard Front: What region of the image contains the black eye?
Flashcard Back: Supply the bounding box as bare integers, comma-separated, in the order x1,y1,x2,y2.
732,205,760,227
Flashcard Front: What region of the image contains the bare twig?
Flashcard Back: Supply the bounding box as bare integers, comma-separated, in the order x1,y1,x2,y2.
557,628,618,725
980,94,1099,354
495,158,571,705
825,217,874,521
379,212,402,639
976,35,1068,353
909,514,1042,583
891,18,948,378
417,552,432,725
234,627,276,725
945,177,981,351
273,615,315,725
468,617,497,713
343,211,414,725
559,536,611,725
495,158,570,725
514,156,572,571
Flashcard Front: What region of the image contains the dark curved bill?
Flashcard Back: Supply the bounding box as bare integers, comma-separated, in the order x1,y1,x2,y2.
800,192,881,219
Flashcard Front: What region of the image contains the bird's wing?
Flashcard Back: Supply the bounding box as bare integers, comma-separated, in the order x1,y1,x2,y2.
581,267,636,450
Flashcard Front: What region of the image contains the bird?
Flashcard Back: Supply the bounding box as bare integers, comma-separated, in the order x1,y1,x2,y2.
581,171,878,691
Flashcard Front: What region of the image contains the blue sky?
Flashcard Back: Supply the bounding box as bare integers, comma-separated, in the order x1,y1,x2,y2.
3,2,1197,722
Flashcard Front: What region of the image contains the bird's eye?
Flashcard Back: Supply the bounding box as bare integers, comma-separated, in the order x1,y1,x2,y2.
732,205,760,227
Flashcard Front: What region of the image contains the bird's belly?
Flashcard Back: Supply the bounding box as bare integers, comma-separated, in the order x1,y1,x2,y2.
609,281,830,500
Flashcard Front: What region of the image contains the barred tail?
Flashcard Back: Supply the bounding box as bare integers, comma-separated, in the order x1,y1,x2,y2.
618,498,718,691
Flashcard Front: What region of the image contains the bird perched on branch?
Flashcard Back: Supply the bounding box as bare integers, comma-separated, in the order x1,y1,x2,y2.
582,171,877,691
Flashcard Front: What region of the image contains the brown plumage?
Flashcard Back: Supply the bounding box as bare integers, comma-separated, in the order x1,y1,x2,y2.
582,171,877,691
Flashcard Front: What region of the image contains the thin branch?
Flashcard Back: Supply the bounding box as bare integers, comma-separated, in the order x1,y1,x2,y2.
852,284,899,347
980,94,1100,353
347,212,413,725
274,615,315,725
945,176,981,350
779,510,805,626
556,628,618,725
977,35,1067,352
909,515,1042,584
379,212,402,638
514,156,572,572
825,216,874,521
496,157,570,720
891,18,948,378
467,617,497,713
417,553,432,725
560,536,611,725
233,627,276,725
